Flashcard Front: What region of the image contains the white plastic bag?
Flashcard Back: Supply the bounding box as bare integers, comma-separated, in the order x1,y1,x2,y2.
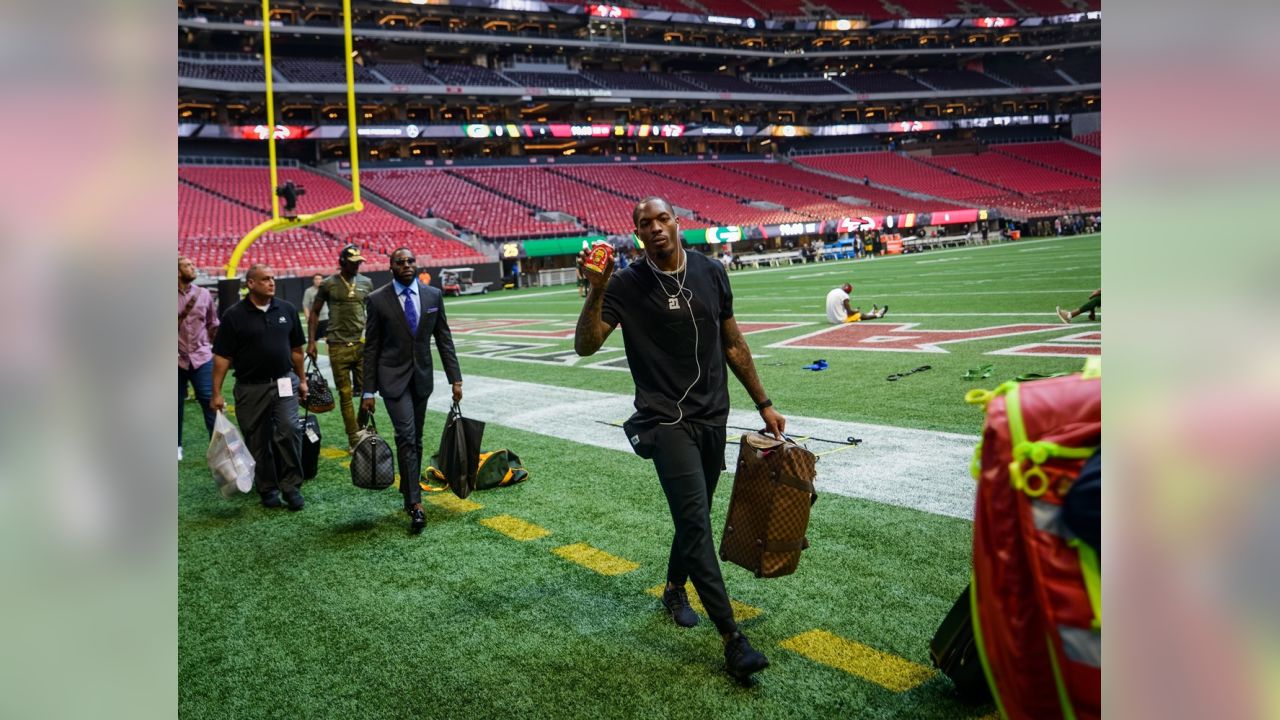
207,410,255,497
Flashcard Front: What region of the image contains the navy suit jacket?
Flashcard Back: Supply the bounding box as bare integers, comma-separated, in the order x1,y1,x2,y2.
362,280,462,400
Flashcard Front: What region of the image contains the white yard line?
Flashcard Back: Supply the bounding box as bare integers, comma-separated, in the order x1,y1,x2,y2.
402,371,982,521
447,288,580,306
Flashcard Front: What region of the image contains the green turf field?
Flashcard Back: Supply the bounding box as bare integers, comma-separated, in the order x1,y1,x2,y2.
179,234,1099,719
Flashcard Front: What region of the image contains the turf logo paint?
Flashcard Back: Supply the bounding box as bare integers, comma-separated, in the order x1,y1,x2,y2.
770,322,1065,353
452,339,552,358
502,347,622,366
450,319,543,334
490,323,579,339
987,329,1102,358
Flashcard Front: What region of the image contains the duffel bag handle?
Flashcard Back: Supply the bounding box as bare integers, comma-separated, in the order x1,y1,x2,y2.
306,356,326,376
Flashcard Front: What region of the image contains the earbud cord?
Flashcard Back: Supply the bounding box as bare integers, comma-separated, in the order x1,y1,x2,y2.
646,248,699,426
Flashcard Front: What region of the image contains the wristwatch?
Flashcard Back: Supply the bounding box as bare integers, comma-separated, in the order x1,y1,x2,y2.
755,398,773,411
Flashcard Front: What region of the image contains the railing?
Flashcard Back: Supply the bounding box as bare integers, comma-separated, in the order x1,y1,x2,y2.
535,267,578,287
179,49,264,64
901,232,978,251
733,250,802,268
787,145,886,157
750,73,834,81
505,55,571,69
179,155,301,168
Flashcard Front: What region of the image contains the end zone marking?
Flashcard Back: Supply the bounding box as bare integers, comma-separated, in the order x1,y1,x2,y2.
645,583,762,621
986,343,1100,357
319,447,347,460
479,514,551,541
427,493,484,514
1054,330,1102,342
450,319,542,334
552,543,639,576
736,321,811,336
779,630,935,692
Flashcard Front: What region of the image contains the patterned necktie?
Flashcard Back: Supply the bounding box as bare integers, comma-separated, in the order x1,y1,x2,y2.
402,287,418,335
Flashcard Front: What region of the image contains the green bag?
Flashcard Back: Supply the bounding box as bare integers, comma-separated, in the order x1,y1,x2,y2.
423,449,528,492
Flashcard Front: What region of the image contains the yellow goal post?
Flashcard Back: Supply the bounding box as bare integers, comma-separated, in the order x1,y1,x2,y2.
223,0,363,278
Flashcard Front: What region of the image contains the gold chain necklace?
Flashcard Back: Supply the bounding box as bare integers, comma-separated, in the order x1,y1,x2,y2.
337,273,357,298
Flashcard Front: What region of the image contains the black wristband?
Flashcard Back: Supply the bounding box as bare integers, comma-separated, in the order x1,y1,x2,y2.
755,399,773,411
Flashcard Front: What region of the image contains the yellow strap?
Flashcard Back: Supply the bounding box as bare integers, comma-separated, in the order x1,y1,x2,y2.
1072,539,1102,630
966,380,1019,409
969,574,1010,720
1045,633,1080,720
1081,356,1101,379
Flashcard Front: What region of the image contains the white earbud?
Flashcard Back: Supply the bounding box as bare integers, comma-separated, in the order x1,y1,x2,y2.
646,247,699,427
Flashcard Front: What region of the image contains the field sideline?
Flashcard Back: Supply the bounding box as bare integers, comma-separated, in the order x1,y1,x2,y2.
179,234,1099,718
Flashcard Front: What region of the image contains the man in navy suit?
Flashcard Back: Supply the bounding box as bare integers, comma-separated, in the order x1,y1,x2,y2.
361,248,464,533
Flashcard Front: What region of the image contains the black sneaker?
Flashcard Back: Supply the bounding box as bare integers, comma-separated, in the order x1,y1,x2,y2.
260,490,283,509
724,632,769,680
283,490,305,512
408,506,426,535
661,584,699,628
880,305,889,318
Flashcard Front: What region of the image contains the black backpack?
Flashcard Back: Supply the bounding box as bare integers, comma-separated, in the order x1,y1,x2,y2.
351,416,395,490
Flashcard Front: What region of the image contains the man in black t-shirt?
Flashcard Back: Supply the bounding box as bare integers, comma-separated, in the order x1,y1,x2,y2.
211,264,309,511
575,196,785,682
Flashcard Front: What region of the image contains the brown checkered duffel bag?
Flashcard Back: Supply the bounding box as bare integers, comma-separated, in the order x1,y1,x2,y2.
719,432,818,578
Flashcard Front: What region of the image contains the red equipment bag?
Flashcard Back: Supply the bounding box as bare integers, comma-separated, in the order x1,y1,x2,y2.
965,358,1101,720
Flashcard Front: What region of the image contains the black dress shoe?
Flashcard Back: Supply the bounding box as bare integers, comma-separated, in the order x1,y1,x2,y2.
409,506,426,534
283,490,305,512
260,490,283,509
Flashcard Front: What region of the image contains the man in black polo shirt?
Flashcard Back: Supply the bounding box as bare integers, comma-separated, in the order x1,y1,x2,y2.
211,264,309,511
574,196,785,682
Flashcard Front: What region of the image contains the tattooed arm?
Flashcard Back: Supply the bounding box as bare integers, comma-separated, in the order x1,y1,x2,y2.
722,316,786,438
574,256,616,357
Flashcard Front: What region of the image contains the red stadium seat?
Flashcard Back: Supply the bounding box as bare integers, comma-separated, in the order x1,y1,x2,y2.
994,141,1100,180
179,166,487,275
795,150,1099,216
361,169,581,239
1073,131,1101,150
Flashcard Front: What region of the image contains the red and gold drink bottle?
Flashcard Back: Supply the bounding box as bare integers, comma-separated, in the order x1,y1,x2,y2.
583,241,614,274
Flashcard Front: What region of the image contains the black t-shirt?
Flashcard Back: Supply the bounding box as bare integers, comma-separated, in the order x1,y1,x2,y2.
602,251,733,427
212,298,305,382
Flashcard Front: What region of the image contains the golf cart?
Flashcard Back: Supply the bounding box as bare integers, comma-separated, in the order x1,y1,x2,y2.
440,267,491,296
